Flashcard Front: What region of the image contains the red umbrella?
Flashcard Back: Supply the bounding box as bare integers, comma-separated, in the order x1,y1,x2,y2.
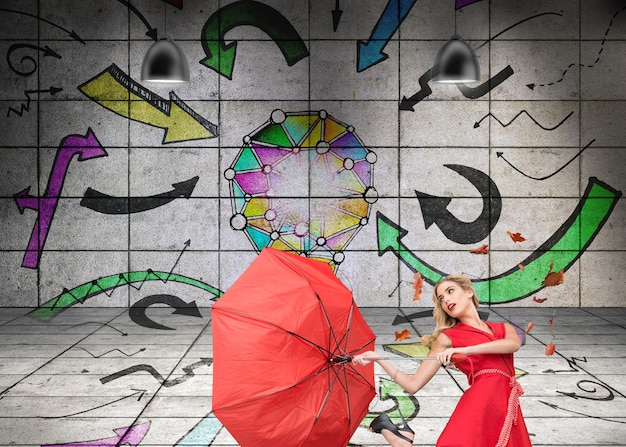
212,247,376,447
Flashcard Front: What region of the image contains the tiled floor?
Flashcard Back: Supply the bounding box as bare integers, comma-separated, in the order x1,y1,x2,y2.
0,306,625,446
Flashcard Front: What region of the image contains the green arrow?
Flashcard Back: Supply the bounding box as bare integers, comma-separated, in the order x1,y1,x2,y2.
29,271,223,320
200,0,309,79
378,177,621,304
362,378,419,428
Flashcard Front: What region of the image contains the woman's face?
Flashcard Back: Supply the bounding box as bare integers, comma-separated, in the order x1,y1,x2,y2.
435,280,474,317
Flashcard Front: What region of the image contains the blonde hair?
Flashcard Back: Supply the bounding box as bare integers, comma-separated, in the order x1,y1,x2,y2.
420,274,480,347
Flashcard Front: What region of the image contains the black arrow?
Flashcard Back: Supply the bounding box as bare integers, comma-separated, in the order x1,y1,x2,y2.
399,65,439,111
456,65,514,99
116,0,158,40
80,176,198,214
497,139,594,181
100,358,212,387
414,164,502,245
7,87,63,117
129,293,202,330
393,309,489,326
7,43,62,77
332,0,343,32
540,400,626,424
400,65,513,110
0,8,84,43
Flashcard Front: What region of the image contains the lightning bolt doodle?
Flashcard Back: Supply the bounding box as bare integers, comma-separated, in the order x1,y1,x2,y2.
7,87,63,117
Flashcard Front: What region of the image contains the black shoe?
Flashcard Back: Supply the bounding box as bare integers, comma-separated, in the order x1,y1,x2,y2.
370,413,414,444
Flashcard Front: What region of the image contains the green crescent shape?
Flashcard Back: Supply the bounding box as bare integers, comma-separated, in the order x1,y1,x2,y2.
200,0,309,79
377,177,621,304
29,271,223,320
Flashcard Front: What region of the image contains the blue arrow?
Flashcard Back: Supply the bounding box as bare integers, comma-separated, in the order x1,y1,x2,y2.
357,0,417,72
176,412,223,446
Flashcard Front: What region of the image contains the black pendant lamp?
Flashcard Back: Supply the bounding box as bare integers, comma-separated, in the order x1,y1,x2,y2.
141,36,190,83
432,34,480,83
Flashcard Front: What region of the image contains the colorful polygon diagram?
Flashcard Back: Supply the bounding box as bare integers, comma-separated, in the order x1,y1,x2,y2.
224,109,378,269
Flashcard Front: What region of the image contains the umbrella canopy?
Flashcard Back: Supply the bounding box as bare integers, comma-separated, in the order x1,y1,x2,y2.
212,247,376,447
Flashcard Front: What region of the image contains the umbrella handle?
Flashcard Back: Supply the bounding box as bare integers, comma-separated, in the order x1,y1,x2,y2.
353,353,468,363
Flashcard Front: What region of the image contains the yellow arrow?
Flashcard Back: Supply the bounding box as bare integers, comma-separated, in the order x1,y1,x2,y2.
79,64,218,143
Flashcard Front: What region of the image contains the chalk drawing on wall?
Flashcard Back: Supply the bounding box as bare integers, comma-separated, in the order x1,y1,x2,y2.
200,0,310,80
224,109,378,269
415,164,502,245
378,177,622,304
14,128,107,269
78,63,218,143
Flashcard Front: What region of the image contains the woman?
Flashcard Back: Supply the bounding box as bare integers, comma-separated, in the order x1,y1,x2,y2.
352,274,532,447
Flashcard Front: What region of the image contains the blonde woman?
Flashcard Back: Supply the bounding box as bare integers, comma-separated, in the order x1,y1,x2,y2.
352,274,532,447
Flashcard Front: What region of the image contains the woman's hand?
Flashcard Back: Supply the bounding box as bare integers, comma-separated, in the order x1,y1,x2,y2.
436,347,465,367
351,351,380,366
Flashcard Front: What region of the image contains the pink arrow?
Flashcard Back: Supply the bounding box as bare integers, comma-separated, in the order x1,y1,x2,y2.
15,128,107,269
42,421,150,447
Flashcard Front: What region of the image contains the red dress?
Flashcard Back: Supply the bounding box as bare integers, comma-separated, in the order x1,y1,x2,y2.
438,322,532,447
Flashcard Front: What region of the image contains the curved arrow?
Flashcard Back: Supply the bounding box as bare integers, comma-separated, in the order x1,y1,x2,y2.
129,294,203,330
80,176,199,214
415,164,501,245
116,0,158,40
42,422,150,447
377,177,621,303
7,43,61,77
497,139,594,181
357,0,417,72
0,8,84,44
200,0,309,79
78,63,218,143
28,270,223,321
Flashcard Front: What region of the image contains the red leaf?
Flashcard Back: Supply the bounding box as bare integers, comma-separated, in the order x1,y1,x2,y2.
542,270,564,287
518,264,525,271
533,296,547,303
412,272,424,301
545,342,556,356
395,329,411,341
525,321,535,334
507,230,526,243
470,244,490,254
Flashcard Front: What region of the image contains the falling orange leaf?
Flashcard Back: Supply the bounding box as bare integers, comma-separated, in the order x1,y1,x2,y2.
518,264,524,271
395,329,411,341
548,311,556,338
525,321,534,334
533,296,547,303
412,272,424,301
545,342,556,356
542,259,564,286
543,270,564,286
470,244,490,254
507,230,526,243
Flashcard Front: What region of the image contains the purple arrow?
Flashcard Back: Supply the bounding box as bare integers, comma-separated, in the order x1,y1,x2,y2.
455,0,483,9
15,128,107,268
42,421,150,447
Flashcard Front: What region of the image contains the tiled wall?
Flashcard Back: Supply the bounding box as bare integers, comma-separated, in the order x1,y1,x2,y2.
0,0,624,311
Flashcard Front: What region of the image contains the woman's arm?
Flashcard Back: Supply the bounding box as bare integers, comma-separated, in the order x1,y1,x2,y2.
352,333,453,395
436,322,522,364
